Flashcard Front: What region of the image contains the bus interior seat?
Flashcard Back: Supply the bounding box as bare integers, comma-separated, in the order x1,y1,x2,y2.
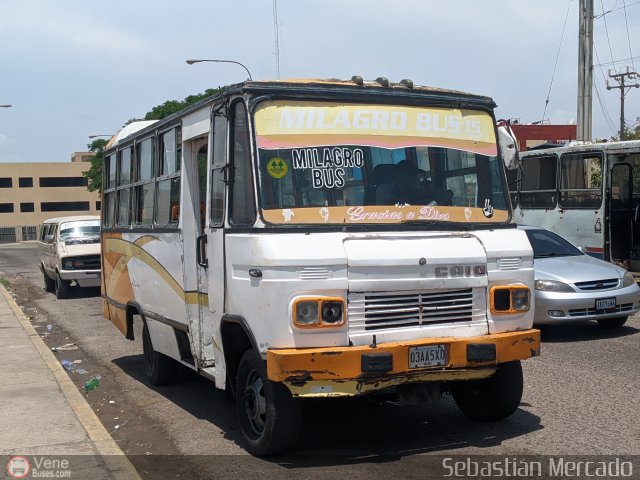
364,163,398,204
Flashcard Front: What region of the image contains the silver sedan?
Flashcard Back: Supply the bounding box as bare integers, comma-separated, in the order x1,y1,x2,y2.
519,226,640,328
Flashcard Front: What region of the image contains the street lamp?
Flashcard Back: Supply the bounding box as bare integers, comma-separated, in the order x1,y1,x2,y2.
185,59,253,81
88,134,113,139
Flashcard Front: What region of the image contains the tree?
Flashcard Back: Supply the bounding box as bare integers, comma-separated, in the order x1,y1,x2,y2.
82,88,221,192
82,138,108,192
624,117,640,141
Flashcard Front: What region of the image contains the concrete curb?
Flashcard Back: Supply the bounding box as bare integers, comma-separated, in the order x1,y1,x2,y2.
0,284,141,480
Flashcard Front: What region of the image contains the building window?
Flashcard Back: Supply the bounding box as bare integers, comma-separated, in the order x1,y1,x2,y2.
39,177,88,188
19,177,33,188
20,203,35,212
0,178,12,188
96,201,101,211
0,203,14,213
41,202,90,212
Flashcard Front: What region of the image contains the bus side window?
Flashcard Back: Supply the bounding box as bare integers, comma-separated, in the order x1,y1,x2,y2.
519,155,557,209
229,102,256,226
211,112,227,226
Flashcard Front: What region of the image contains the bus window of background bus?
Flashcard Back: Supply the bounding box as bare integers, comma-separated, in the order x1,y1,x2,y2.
103,153,117,227
505,168,519,208
230,102,256,226
519,155,557,209
116,147,133,226
134,137,155,225
210,112,227,226
559,153,602,208
156,128,181,226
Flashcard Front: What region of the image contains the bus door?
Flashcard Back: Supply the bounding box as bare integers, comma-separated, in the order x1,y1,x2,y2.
197,110,227,384
609,161,633,265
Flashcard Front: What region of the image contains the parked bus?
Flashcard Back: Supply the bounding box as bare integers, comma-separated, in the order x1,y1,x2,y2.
511,140,640,277
101,77,540,455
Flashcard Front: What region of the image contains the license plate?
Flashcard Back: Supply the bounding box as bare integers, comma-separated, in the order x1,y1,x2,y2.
409,345,447,368
596,297,616,310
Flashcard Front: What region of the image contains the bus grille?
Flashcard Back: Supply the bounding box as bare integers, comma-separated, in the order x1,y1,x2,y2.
574,278,619,290
348,288,478,333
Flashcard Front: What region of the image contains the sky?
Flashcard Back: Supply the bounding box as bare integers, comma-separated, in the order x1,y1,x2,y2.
0,0,639,163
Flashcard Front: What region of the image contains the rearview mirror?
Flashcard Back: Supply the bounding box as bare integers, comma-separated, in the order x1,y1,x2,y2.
497,122,520,170
44,234,54,242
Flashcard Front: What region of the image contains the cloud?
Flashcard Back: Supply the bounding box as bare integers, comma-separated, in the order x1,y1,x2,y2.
0,3,150,55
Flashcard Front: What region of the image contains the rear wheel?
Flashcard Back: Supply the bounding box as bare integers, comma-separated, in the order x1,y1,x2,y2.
597,316,628,328
451,360,523,421
142,321,177,386
235,349,301,456
43,270,55,293
54,272,69,299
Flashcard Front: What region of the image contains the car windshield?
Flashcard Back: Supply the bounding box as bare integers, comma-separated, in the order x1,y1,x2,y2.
255,100,510,225
525,228,583,258
59,221,100,244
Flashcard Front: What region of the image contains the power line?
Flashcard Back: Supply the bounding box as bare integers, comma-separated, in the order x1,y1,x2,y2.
593,45,617,133
542,0,573,123
595,55,640,67
600,0,617,70
623,0,636,71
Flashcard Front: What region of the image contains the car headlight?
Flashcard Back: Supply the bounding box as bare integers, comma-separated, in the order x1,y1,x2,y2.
535,279,574,292
622,271,636,288
62,258,74,270
293,297,345,328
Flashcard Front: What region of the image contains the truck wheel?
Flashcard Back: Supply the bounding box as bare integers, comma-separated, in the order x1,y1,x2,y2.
236,349,301,456
43,271,55,293
451,360,523,421
597,316,627,328
142,321,177,386
55,272,70,299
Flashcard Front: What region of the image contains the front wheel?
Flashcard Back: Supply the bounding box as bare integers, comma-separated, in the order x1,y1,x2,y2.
235,349,301,456
142,321,177,386
451,360,523,421
597,316,628,328
54,272,69,299
43,270,55,293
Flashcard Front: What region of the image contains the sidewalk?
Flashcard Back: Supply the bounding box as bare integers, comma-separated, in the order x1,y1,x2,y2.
0,285,140,479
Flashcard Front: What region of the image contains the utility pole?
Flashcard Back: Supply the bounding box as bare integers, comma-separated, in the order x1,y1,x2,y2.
577,0,594,142
606,67,639,140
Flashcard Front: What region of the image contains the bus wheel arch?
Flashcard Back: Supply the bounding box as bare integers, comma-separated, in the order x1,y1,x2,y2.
220,317,256,397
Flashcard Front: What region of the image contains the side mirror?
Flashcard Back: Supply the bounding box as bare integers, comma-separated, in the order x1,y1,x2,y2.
497,123,520,170
44,234,54,242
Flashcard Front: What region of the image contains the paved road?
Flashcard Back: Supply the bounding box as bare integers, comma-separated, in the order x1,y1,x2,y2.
2,243,639,478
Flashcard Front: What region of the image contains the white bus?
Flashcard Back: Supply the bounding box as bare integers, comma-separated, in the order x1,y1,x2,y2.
512,140,640,276
101,78,540,455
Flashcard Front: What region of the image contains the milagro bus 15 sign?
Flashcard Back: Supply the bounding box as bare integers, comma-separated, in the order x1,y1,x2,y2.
254,101,507,225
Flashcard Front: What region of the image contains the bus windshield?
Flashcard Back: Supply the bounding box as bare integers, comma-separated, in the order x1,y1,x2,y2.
255,100,509,225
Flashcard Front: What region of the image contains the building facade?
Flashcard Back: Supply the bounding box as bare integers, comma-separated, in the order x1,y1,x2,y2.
0,162,100,242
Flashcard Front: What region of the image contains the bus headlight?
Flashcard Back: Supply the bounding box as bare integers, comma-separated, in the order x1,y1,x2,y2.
490,285,531,314
293,298,345,328
295,301,318,326
63,258,74,270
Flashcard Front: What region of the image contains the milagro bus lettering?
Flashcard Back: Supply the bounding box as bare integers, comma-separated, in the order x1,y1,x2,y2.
278,107,484,137
291,147,364,188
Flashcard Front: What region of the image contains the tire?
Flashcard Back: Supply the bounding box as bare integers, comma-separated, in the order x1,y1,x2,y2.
235,349,301,456
43,270,55,293
597,316,628,328
142,321,177,386
54,272,69,299
451,360,523,421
